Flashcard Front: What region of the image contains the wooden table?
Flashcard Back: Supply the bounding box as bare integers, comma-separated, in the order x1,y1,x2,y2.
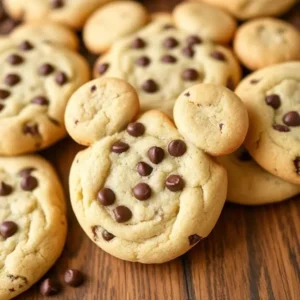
17,0,300,299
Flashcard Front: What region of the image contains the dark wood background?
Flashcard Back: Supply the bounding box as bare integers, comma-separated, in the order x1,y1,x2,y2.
14,0,300,299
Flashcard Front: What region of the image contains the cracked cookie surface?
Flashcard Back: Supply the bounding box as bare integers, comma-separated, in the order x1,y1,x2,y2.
0,155,67,299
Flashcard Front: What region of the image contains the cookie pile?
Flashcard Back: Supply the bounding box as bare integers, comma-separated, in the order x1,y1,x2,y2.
0,0,300,298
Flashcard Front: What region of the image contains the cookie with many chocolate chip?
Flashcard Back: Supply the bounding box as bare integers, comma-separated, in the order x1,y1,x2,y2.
236,61,300,185
217,147,300,205
0,38,89,155
94,19,241,117
0,155,67,299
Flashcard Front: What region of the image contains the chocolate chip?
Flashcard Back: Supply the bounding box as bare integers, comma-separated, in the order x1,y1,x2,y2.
7,54,24,65
238,150,252,161
31,96,49,105
0,182,13,196
102,230,115,241
141,79,159,93
186,35,202,47
55,72,68,85
161,55,177,63
51,0,64,9
127,122,145,137
226,77,234,91
163,24,175,30
4,74,21,86
0,221,18,238
136,56,151,67
0,89,10,99
168,140,187,157
19,40,34,51
111,141,129,153
182,69,199,81
250,79,260,84
40,278,61,296
90,85,97,92
283,111,300,126
18,168,35,177
0,19,20,35
97,188,115,206
133,183,152,200
131,37,146,49
148,146,165,164
211,51,226,61
98,63,109,75
113,206,132,223
163,37,179,49
294,157,300,175
20,175,38,191
185,92,190,97
182,46,195,58
165,175,184,192
39,63,55,76
64,269,84,287
136,162,153,176
272,124,290,132
265,94,281,109
188,234,202,246
0,103,4,112
23,124,39,135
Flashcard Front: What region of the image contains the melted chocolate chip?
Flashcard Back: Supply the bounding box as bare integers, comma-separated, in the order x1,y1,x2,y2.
186,35,202,47
265,94,281,109
133,183,152,200
182,46,195,58
97,188,115,206
189,234,202,246
113,206,132,223
40,278,61,296
64,269,84,287
294,157,300,175
0,103,4,112
250,79,260,84
211,51,226,61
39,63,55,76
127,122,145,137
182,69,199,81
51,0,64,9
19,40,34,51
0,89,10,99
136,56,151,67
7,54,24,65
163,24,175,30
131,37,146,49
23,124,39,136
98,63,109,75
18,168,35,177
0,221,18,238
168,140,187,157
4,74,21,86
148,146,165,164
0,19,20,35
165,175,184,192
238,150,252,161
141,79,159,93
90,85,97,92
283,111,300,126
163,37,179,49
20,175,38,191
272,124,290,132
161,54,177,63
136,162,153,176
0,182,13,196
102,230,115,241
31,96,49,105
55,72,68,85
111,141,129,153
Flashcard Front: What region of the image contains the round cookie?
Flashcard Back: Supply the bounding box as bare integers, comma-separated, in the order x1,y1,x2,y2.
0,38,90,156
200,0,295,20
3,0,113,30
235,61,300,185
94,19,241,117
234,18,300,70
0,155,67,299
174,84,248,156
174,1,237,44
11,22,79,51
66,77,228,264
84,1,149,54
217,147,300,205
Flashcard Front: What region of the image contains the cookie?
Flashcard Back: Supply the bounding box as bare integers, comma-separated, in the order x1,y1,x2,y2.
174,84,248,156
11,21,79,51
234,18,300,70
94,19,241,117
84,1,149,54
235,61,300,185
3,0,113,30
66,77,229,264
217,147,300,205
0,38,89,156
200,0,295,20
174,1,237,44
0,155,67,299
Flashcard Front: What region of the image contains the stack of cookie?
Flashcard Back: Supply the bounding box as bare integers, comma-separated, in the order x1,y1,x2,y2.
0,0,299,298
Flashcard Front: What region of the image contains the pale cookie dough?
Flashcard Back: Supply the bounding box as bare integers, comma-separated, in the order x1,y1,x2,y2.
3,0,113,30
94,19,241,117
84,1,149,54
174,1,237,44
0,38,90,156
236,61,300,185
217,147,300,205
0,155,67,299
200,0,295,20
66,77,228,264
11,22,79,51
234,18,300,70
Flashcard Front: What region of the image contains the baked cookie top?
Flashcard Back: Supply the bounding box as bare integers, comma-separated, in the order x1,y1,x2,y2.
0,38,89,156
0,155,67,299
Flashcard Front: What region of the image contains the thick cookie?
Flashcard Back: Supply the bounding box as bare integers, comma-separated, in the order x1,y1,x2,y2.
11,22,79,51
66,77,229,264
84,1,149,54
0,155,67,299
174,1,237,44
3,0,112,30
200,0,295,20
0,38,89,156
235,61,300,185
217,147,300,205
94,19,241,117
234,18,300,70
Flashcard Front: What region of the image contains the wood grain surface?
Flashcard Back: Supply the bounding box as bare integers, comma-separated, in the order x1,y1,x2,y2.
14,0,300,299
